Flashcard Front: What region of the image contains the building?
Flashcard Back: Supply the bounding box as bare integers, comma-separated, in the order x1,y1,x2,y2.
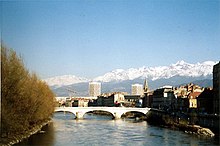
55,96,98,107
187,92,202,108
143,91,153,108
213,62,220,114
97,92,125,107
197,88,214,114
124,95,143,107
172,83,204,112
72,96,98,107
174,83,204,98
89,82,101,97
132,84,143,95
55,97,68,107
151,86,175,110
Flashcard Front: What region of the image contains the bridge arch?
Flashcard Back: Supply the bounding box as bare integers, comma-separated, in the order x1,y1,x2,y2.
54,110,77,118
84,110,115,119
122,111,147,118
54,109,76,115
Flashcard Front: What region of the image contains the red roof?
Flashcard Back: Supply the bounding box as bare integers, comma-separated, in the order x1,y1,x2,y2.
188,92,202,99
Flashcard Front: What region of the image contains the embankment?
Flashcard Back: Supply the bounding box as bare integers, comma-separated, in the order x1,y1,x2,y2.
146,109,217,138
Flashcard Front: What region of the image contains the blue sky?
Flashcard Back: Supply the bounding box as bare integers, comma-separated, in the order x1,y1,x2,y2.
1,0,220,79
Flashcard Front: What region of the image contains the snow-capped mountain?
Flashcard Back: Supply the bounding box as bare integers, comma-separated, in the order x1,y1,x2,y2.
44,60,217,87
44,75,89,87
94,60,216,82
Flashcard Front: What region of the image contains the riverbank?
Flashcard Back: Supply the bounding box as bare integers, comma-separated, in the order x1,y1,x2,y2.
0,119,52,146
146,109,217,138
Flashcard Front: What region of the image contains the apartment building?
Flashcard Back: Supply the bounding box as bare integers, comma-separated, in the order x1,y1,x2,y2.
89,82,101,97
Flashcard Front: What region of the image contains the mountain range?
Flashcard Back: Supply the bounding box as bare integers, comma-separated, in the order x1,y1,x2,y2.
44,60,217,96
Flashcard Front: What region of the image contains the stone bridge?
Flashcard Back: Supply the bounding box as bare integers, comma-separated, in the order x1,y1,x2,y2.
54,107,151,119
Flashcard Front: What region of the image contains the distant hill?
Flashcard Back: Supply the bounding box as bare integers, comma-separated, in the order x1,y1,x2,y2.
44,60,216,96
50,77,212,97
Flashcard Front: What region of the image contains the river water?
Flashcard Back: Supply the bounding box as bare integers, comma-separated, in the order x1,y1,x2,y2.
16,112,219,146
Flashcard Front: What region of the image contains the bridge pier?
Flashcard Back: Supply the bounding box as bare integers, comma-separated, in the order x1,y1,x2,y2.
113,112,123,120
75,111,84,119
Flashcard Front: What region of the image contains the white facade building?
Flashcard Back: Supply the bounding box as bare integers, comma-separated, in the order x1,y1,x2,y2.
132,84,143,95
89,82,101,97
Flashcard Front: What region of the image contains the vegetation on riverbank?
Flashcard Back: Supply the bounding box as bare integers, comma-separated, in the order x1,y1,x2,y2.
1,46,55,145
0,120,52,146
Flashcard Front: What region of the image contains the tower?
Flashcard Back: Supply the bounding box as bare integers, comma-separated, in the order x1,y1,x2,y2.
132,84,143,95
143,78,149,93
89,82,101,97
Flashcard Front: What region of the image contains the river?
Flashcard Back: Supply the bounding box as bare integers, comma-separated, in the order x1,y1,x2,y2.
16,112,219,146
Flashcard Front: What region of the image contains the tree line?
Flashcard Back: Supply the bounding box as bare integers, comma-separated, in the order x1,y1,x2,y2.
1,46,55,137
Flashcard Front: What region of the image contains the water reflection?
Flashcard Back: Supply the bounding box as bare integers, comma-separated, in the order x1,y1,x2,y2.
15,122,55,146
84,113,113,120
53,111,76,120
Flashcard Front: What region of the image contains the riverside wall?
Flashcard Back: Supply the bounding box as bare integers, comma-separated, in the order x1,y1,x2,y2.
197,114,219,135
146,108,219,138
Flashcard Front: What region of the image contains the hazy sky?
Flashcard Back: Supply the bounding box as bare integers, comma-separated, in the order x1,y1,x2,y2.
1,0,220,79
